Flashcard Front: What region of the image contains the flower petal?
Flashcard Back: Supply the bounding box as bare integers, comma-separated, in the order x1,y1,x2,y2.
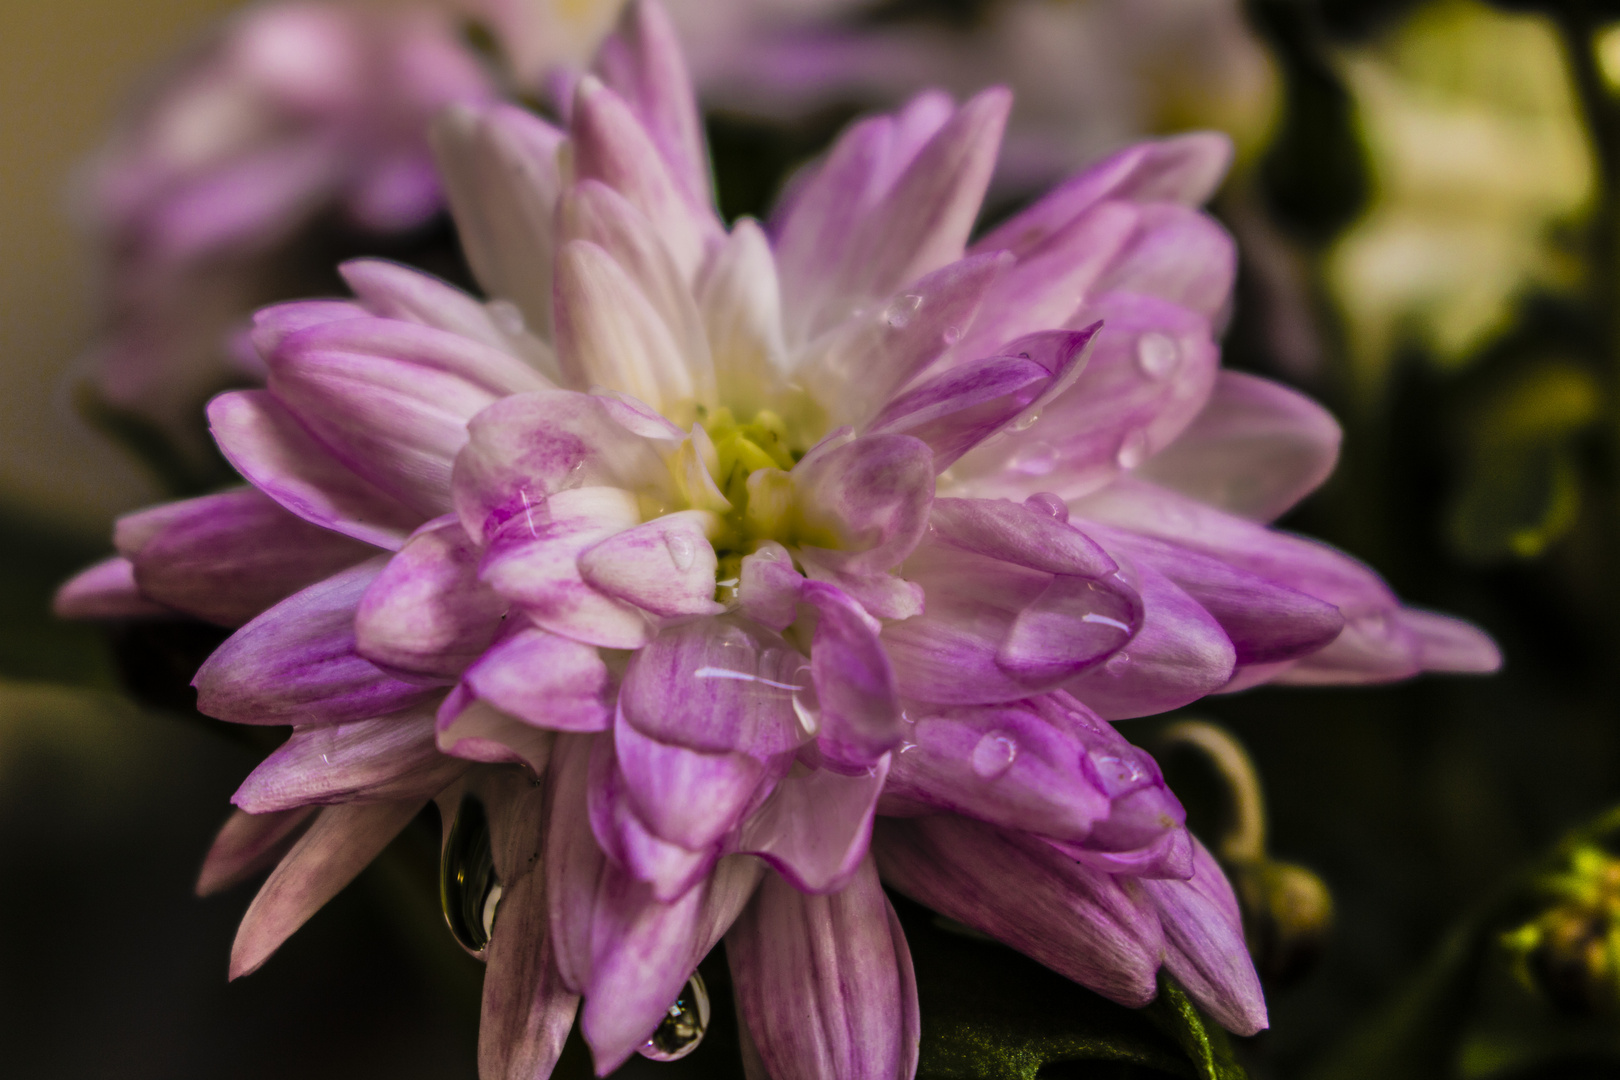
1138,839,1268,1036
52,557,172,619
578,510,726,618
194,557,444,725
208,390,421,550
195,806,316,897
736,758,889,893
613,705,770,853
1096,203,1235,319
727,857,919,1080
927,497,1116,579
801,581,903,770
459,624,613,732
698,218,789,418
1135,371,1341,523
119,488,377,627
232,706,464,813
230,799,424,978
873,814,1164,1007
792,433,935,574
435,689,556,774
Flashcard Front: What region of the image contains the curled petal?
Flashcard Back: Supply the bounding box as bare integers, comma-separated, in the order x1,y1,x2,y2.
727,857,919,1080
737,758,889,893
578,510,726,618
460,625,613,732
928,497,1115,579
802,581,903,770
435,688,555,774
736,542,803,631
355,517,507,679
230,799,424,979
613,706,770,854
793,433,935,575
1097,203,1236,319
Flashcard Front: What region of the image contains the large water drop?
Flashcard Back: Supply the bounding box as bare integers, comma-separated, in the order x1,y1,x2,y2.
665,530,696,572
971,731,1019,779
1136,331,1179,380
883,294,924,329
639,971,710,1062
440,795,501,954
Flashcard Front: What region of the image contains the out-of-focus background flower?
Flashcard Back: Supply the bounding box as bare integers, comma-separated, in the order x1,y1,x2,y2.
9,0,1620,1076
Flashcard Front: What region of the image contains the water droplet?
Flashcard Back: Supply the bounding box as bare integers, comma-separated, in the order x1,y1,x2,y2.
1104,651,1130,677
792,670,821,738
1136,332,1179,380
640,972,710,1061
488,299,527,337
1011,440,1057,477
1009,410,1040,433
1115,430,1150,470
943,324,963,345
1024,492,1069,523
883,294,924,329
971,731,1019,778
1094,753,1148,793
440,795,500,953
665,530,696,572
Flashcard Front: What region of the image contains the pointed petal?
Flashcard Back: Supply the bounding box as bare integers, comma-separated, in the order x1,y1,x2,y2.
435,688,556,774
792,433,935,575
1399,608,1502,674
698,219,788,418
578,510,726,617
867,356,1058,473
354,517,507,679
460,624,613,732
727,857,918,1080
1139,839,1268,1036
208,390,421,549
53,557,171,619
196,807,316,897
230,799,423,978
232,706,464,813
801,581,903,770
194,557,443,725
613,706,769,852
927,497,1116,579
1097,203,1235,319
873,814,1164,1007
973,133,1233,259
477,486,652,649
119,489,376,627
736,542,804,632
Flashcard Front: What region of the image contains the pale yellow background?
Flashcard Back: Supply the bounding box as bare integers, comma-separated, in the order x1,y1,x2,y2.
0,0,244,535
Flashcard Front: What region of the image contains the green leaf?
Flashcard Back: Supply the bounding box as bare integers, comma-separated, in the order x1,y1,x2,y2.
1146,977,1250,1080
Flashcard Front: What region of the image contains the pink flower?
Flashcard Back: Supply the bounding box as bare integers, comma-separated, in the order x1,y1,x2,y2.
59,2,1498,1075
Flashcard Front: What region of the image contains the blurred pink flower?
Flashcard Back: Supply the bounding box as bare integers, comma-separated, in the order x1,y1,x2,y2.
59,2,1496,1075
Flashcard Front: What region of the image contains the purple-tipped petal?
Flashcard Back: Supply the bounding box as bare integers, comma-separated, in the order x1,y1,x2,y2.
195,557,443,725
613,705,771,853
1091,525,1343,666
230,799,423,978
1064,560,1235,720
52,557,172,619
340,258,528,355
883,702,1111,842
1138,839,1268,1036
1136,371,1341,523
873,814,1164,1007
459,625,613,732
232,706,464,813
737,759,889,893
727,857,919,1080
578,510,726,618
736,542,803,631
208,390,422,550
588,732,716,900
250,300,371,359
453,388,672,545
973,133,1233,259
801,581,903,770
355,517,507,679
1096,203,1236,320
792,433,935,575
477,486,652,649
569,75,717,281
119,488,377,627
592,0,710,210
196,806,317,897
1399,608,1502,673
430,103,565,338
868,356,1056,471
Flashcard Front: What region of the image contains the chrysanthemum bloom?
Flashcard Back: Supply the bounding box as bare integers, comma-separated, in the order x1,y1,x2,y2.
59,2,1498,1076
82,1,506,466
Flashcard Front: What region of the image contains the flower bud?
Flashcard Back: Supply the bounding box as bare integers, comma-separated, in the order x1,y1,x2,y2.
1503,845,1620,1016
1231,857,1335,987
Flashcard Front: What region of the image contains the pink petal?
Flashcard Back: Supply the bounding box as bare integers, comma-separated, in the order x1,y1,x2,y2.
792,433,935,575
195,806,317,897
578,510,726,618
736,758,889,893
53,557,172,620
459,624,613,732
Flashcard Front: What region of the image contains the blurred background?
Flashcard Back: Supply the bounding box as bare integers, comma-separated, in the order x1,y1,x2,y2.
6,0,1620,1076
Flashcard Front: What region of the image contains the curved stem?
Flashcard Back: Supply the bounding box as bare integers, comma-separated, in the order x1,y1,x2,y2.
1158,720,1267,864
